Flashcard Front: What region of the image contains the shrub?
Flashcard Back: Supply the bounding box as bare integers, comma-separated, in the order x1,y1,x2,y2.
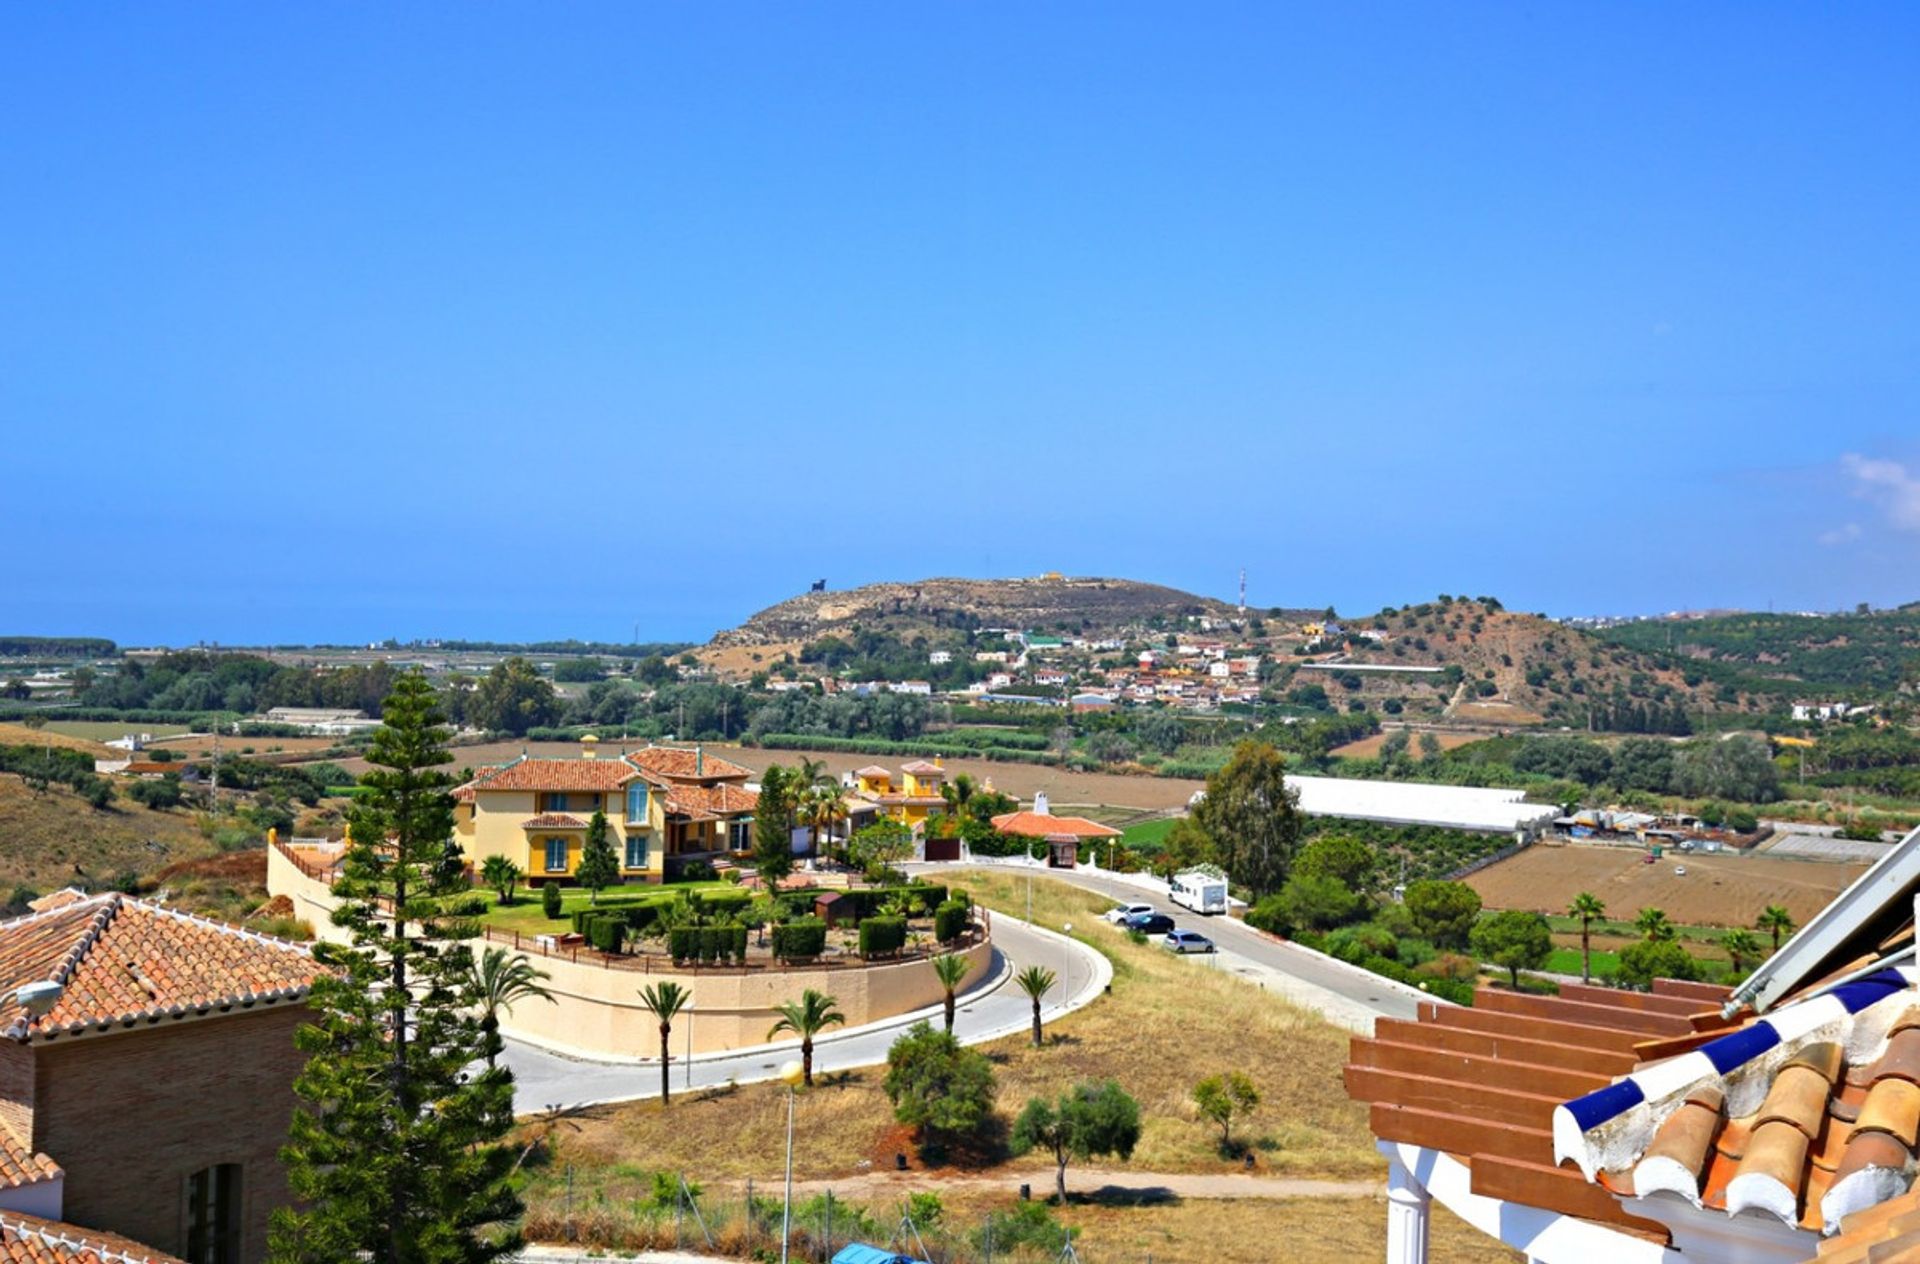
1416,952,1480,983
1325,924,1397,960
933,900,970,944
859,917,908,958
772,917,827,962
1617,939,1699,989
947,887,970,909
542,882,563,920
1244,894,1290,936
669,925,698,964
1726,806,1760,833
586,915,624,954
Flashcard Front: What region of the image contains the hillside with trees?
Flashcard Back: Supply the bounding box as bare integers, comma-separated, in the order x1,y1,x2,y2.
1597,607,1920,693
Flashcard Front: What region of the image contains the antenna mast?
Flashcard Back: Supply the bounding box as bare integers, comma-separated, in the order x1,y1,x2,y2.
1238,568,1247,615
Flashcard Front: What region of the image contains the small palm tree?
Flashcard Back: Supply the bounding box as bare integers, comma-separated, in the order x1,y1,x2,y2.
931,953,968,1034
639,981,692,1105
468,946,555,1069
481,855,523,905
1635,907,1674,943
1758,905,1796,953
1722,929,1763,974
1568,892,1606,984
767,989,845,1086
1015,965,1056,1047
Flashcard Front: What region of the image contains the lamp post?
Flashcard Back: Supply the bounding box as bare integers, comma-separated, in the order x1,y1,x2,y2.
778,1058,805,1264
684,1002,694,1091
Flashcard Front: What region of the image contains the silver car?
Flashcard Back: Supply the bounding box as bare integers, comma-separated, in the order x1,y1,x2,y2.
1163,930,1216,954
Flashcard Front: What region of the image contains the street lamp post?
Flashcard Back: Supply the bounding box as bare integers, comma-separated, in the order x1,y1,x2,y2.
685,1002,694,1091
778,1058,805,1264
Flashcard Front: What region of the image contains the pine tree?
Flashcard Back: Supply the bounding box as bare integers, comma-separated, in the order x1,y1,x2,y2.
270,673,522,1264
576,809,619,905
753,764,796,883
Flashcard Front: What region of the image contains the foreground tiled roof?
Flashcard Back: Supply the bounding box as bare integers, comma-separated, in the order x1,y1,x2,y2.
0,1209,183,1263
461,757,636,794
990,810,1121,839
0,893,319,1042
0,1119,59,1191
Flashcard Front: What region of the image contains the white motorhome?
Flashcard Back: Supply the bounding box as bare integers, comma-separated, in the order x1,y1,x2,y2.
1168,869,1228,915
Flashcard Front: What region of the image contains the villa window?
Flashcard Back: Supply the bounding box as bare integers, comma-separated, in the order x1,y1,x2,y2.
625,836,649,870
183,1162,242,1264
544,837,568,872
543,792,573,813
625,783,648,823
729,819,753,851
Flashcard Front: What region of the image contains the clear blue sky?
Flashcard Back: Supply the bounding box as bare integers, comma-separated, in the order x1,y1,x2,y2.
5,5,1917,645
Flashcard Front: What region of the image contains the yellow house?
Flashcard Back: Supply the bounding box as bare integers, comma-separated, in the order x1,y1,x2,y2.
851,758,949,829
453,737,759,885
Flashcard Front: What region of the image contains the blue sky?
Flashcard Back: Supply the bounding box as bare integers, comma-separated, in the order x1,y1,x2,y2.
4,5,1917,645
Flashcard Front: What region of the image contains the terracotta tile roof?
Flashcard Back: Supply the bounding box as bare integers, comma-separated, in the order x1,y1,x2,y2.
0,1209,183,1263
899,760,946,777
0,1120,58,1191
0,893,320,1043
876,794,948,807
25,890,88,914
853,765,893,779
624,746,751,783
521,813,588,829
989,810,1121,839
460,757,636,794
662,783,758,820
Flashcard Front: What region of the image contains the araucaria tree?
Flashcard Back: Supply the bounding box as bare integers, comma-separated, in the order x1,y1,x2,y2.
271,672,522,1264
576,809,619,904
1191,741,1303,897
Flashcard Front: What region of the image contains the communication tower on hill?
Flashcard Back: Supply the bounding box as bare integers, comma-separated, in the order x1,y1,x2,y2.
1238,568,1246,615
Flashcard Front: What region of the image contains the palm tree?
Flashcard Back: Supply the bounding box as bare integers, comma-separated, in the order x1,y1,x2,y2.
1015,965,1056,1047
931,953,968,1034
1758,905,1796,953
939,773,978,820
802,785,847,855
1635,907,1674,943
1567,892,1606,984
1722,929,1764,974
481,855,523,905
767,989,845,1086
794,756,831,789
468,946,555,1069
639,981,692,1105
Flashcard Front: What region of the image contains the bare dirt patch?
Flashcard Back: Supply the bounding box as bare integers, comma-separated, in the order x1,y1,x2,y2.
1449,700,1545,726
691,639,805,681
1331,730,1482,760
1468,843,1864,928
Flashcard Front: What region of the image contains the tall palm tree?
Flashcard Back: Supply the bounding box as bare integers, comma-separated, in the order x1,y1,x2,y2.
767,989,845,1086
1635,907,1674,943
468,946,555,1069
1722,929,1764,974
1015,965,1056,1047
931,953,969,1034
639,981,691,1105
1758,905,1796,953
802,785,847,855
794,756,831,789
939,773,978,820
1567,892,1606,985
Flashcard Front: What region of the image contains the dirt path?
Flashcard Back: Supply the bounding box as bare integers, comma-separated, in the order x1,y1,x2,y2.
741,1167,1381,1202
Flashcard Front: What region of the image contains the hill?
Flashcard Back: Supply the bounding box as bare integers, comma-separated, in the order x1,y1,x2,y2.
712,575,1251,647
1597,608,1920,694
0,723,115,759
0,775,219,895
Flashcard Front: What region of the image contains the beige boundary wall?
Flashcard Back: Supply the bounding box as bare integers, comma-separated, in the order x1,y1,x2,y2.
266,841,993,1059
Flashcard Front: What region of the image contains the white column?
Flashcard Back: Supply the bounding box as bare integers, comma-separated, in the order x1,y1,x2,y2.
1387,1154,1431,1264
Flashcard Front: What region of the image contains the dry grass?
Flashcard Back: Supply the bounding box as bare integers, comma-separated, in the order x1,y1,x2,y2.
1469,842,1864,928
1030,1195,1520,1264
1329,730,1482,760
0,774,218,893
0,723,118,757
529,867,1379,1247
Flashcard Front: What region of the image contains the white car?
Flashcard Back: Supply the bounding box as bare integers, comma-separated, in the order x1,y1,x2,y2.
1104,902,1156,924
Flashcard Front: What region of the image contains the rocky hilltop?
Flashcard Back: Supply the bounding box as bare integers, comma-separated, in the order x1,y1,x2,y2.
712,576,1244,647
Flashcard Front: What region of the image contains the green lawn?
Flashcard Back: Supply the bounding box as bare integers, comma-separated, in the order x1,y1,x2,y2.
477,880,738,936
1542,946,1735,985
1545,914,1741,946
1120,816,1179,850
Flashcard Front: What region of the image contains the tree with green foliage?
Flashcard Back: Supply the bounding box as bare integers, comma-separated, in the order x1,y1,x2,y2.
1635,907,1675,942
767,988,845,1086
480,856,522,905
638,981,691,1105
1274,872,1367,932
1151,817,1217,881
469,656,560,736
576,810,618,905
1015,965,1055,1047
1758,904,1795,952
1722,929,1764,974
1404,879,1481,948
884,1021,996,1147
1471,909,1553,988
753,764,797,883
467,947,553,1070
930,952,969,1034
541,881,563,920
1011,1080,1143,1203
848,817,915,877
1191,741,1303,897
1618,938,1698,988
1191,1071,1260,1153
800,783,847,855
1673,735,1781,803
1291,835,1377,892
1568,892,1606,984
270,673,521,1264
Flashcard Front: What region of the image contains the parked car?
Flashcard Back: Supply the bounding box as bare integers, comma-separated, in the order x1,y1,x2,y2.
1163,930,1216,954
1674,865,1688,876
1104,902,1157,924
1123,912,1176,935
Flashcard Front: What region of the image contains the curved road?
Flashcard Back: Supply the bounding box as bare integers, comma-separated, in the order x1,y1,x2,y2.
502,912,1107,1112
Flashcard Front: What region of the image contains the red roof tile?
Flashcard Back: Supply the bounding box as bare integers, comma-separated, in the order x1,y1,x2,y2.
899,760,945,777
663,783,758,820
0,1209,183,1263
0,1120,58,1192
990,810,1120,839
624,746,751,783
521,813,588,829
461,758,635,794
0,894,320,1043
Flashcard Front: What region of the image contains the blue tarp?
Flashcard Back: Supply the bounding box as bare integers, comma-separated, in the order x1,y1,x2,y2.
831,1245,927,1264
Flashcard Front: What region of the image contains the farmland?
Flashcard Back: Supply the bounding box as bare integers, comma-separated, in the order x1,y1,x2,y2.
1329,729,1483,760
1466,842,1865,928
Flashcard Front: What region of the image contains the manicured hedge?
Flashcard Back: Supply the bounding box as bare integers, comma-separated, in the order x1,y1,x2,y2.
669,923,750,965
934,900,970,944
772,917,828,962
586,915,625,954
858,917,908,958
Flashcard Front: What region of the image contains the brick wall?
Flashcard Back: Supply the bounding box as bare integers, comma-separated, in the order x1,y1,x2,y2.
32,1004,308,1264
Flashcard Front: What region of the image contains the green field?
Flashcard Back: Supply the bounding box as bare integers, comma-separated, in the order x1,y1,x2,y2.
1120,816,1180,850
1544,914,1740,945
43,720,195,742
1543,946,1734,985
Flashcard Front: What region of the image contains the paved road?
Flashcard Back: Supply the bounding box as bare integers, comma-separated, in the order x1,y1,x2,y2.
502,913,1108,1112
916,862,1425,1028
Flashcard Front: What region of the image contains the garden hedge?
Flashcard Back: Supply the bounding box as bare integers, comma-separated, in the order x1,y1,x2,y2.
858,916,908,958
772,917,827,962
934,900,970,944
586,915,625,954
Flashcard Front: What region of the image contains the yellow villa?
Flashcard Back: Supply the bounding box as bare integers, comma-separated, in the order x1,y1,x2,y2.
852,757,950,828
453,736,758,884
